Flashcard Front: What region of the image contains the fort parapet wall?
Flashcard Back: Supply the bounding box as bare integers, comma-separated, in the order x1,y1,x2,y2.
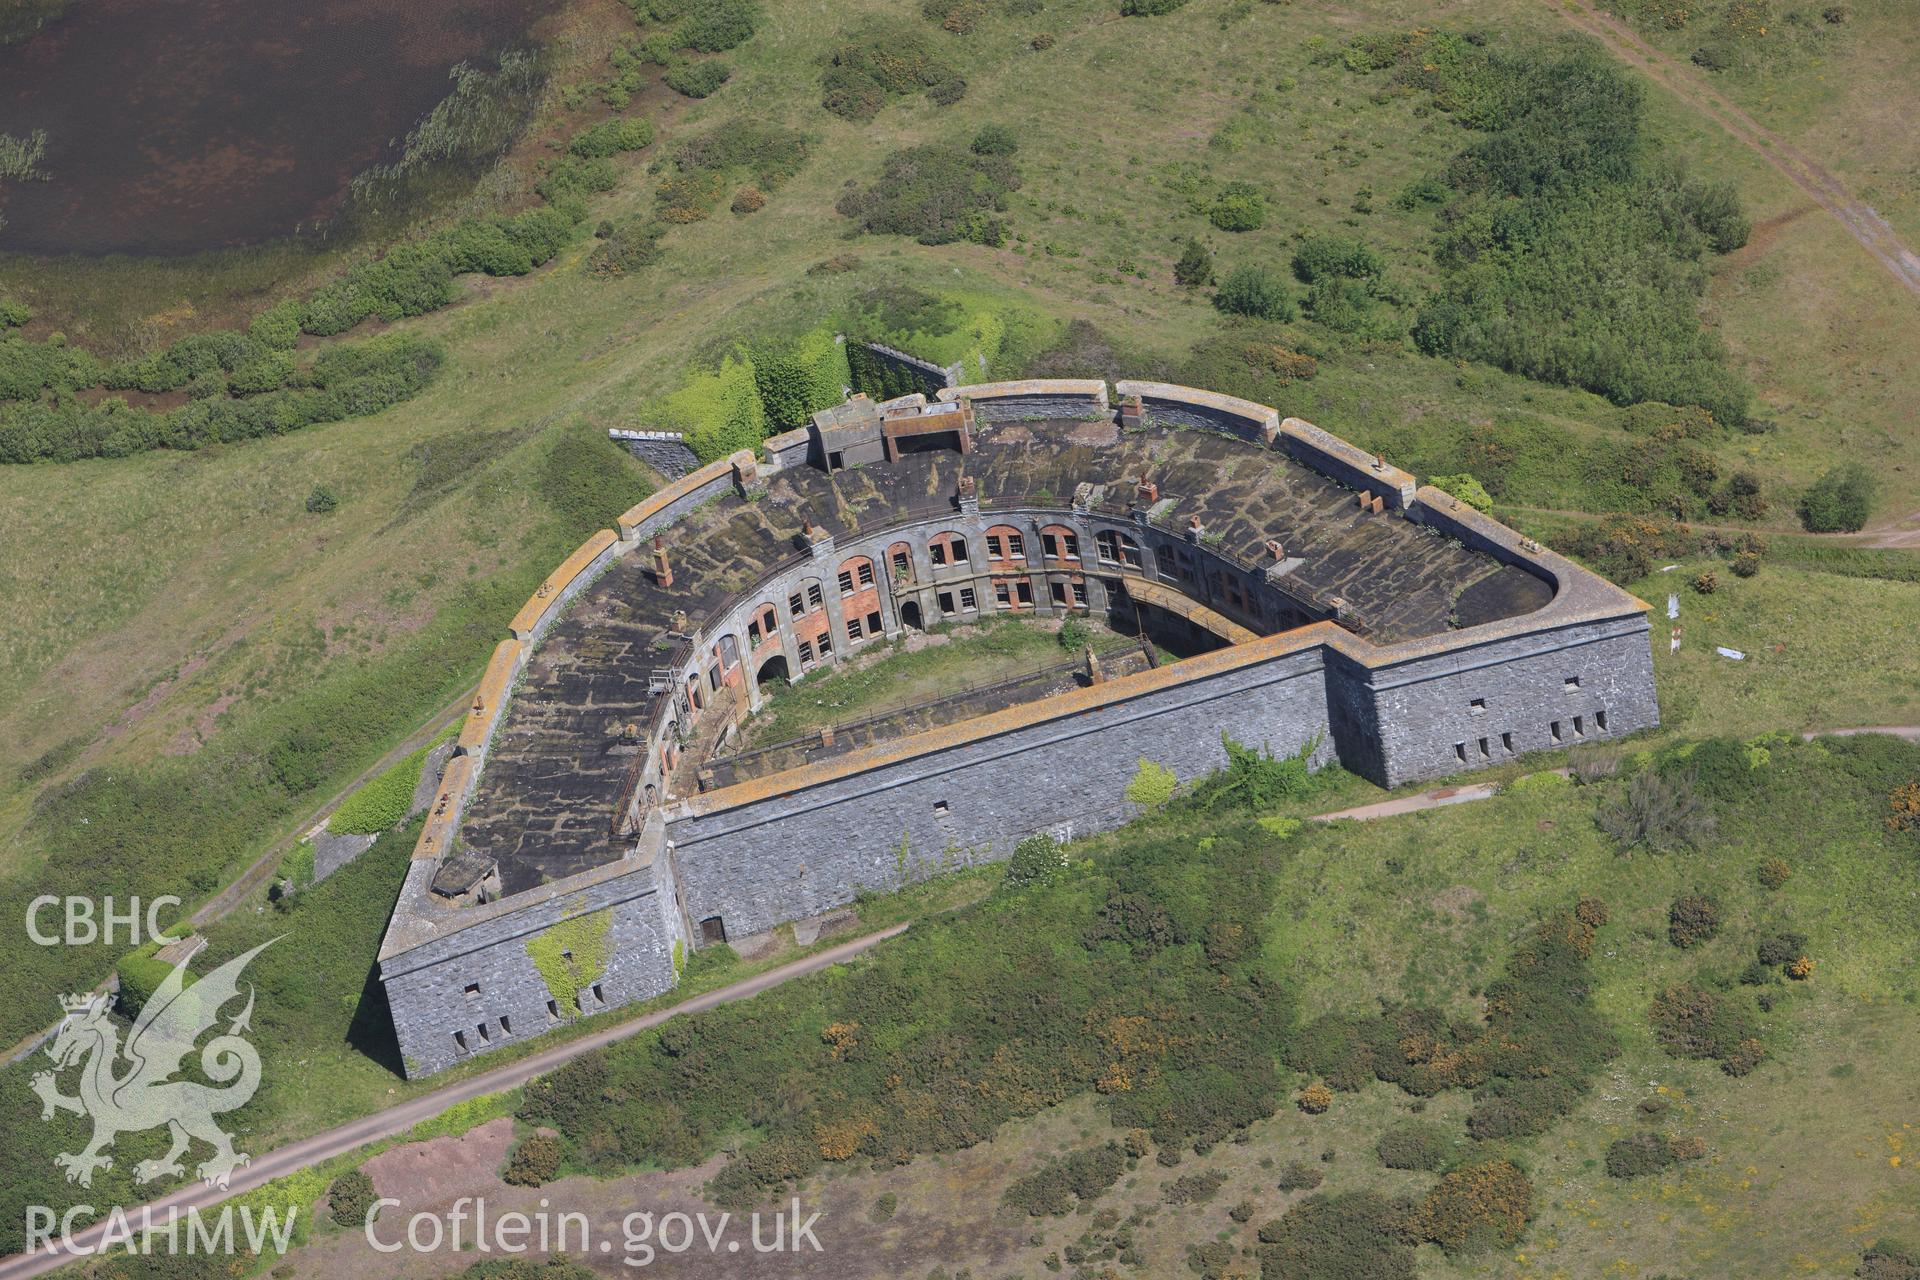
377,378,1658,1077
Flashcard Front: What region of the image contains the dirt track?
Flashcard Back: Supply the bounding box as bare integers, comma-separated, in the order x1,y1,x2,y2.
1553,0,1920,301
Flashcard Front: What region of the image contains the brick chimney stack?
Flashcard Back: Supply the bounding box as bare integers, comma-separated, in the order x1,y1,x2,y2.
1136,469,1159,506
1120,395,1145,429
1085,644,1105,686
652,535,673,588
1266,539,1286,563
1187,514,1204,542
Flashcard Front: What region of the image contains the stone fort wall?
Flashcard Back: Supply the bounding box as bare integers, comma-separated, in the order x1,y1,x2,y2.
377,378,1657,1076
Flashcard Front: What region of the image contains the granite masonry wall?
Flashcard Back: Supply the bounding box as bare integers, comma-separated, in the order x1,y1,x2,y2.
665,643,1336,942
382,848,686,1077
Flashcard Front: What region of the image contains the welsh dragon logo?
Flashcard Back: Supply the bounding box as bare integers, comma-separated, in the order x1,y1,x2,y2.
31,940,273,1190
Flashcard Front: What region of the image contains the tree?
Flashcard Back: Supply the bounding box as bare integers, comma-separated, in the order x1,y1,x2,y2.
1173,238,1214,288
1214,266,1295,321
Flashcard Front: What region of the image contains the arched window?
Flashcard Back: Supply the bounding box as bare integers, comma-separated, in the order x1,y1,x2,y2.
836,556,876,596
747,603,780,648
928,531,970,567
789,578,825,618
1040,523,1079,561
984,524,1027,561
1095,529,1142,568
887,542,914,582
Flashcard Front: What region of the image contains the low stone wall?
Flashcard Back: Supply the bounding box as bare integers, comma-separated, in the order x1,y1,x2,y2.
1279,417,1417,509
1114,380,1279,444
457,638,524,769
938,379,1110,423
509,529,621,645
615,453,746,544
609,429,701,479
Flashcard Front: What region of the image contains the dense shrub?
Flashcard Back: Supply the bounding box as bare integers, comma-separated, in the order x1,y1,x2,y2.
1163,1170,1227,1205
1275,1162,1324,1192
1256,1193,1417,1280
327,1169,378,1226
1285,907,1617,1142
519,809,1299,1209
821,26,964,120
1605,1132,1676,1179
1858,1242,1920,1279
674,0,760,51
1667,893,1722,948
1375,1121,1456,1171
1005,834,1068,888
1003,1143,1129,1215
971,124,1019,156
1213,266,1295,321
1291,235,1382,284
0,298,30,328
1207,181,1267,231
1756,856,1792,890
585,220,666,278
1597,770,1715,855
1648,982,1765,1074
1798,464,1874,532
836,145,1019,246
674,120,811,193
305,484,338,514
1756,929,1809,968
664,61,732,97
1429,472,1493,511
1121,0,1191,14
568,117,656,158
503,1135,563,1186
1413,1159,1532,1253
1362,35,1751,424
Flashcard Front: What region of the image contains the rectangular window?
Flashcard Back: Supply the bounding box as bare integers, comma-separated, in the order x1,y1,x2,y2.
1007,533,1025,559
1478,737,1491,759
938,591,956,616
933,800,951,816
858,561,874,587
930,542,948,566
1469,698,1486,715
1595,709,1609,731
892,550,911,577
789,592,805,618
867,611,881,634
838,570,855,595
1042,532,1060,558
1550,720,1563,742
1501,731,1514,754
476,1021,491,1043
463,983,480,999
454,1030,469,1053
960,587,977,611
1063,533,1079,559
1573,715,1585,737
700,916,727,945
817,631,833,656
847,615,863,641
1071,581,1088,606
707,667,720,691
797,640,814,665
1454,742,1467,763
748,619,762,645
499,1014,513,1035
995,581,1012,607
986,534,1003,558
807,582,824,609
546,999,560,1022
1565,676,1581,692
591,983,605,1005
1049,581,1068,606
1016,580,1033,606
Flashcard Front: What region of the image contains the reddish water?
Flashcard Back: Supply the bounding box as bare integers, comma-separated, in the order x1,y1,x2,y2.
0,0,556,256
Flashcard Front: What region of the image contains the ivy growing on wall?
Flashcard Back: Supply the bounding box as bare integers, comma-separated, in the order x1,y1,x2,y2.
525,907,614,1016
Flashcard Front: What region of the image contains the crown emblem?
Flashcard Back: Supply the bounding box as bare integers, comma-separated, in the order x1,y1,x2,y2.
60,992,99,1013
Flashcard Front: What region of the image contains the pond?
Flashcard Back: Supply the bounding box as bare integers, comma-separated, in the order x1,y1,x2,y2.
0,0,558,257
